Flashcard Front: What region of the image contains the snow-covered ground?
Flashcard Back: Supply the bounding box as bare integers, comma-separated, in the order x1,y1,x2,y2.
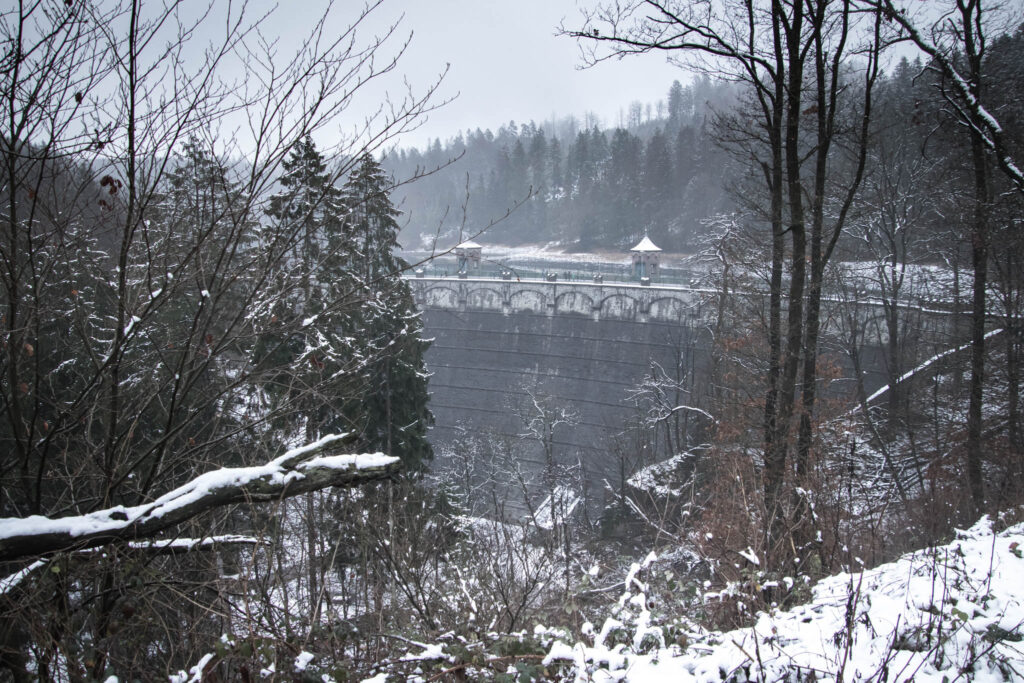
463,244,635,266
406,243,635,267
535,515,1024,682
404,243,702,269
373,515,1024,682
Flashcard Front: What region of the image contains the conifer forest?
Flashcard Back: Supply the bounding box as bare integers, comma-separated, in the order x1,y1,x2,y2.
2,1,1024,681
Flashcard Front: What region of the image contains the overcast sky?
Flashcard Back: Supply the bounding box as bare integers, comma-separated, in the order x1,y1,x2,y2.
335,0,689,150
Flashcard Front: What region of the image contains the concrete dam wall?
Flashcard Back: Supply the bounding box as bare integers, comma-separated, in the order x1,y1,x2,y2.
422,308,706,469
408,276,952,511
409,278,724,513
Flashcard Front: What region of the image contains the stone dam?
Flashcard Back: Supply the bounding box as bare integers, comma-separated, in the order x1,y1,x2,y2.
407,275,958,511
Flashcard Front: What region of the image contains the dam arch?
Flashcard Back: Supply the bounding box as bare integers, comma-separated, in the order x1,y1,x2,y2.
554,290,596,317
508,288,548,314
466,287,504,310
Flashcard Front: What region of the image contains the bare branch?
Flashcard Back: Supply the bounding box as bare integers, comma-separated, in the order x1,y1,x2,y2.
0,434,399,562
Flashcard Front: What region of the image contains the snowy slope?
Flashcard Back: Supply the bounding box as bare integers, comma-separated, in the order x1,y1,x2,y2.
542,516,1024,682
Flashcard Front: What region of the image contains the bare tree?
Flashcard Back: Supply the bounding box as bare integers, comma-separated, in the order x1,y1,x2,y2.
862,0,1024,512
566,0,881,565
0,0,443,676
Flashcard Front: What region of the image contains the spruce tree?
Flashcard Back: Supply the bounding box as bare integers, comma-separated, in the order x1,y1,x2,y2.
258,136,359,444
667,79,686,132
342,153,433,468
641,128,674,242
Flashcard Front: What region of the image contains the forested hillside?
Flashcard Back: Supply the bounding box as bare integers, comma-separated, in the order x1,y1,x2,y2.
385,42,1022,260
385,77,739,252
2,0,1024,681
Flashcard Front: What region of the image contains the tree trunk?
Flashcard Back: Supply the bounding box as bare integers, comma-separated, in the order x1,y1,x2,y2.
761,0,790,563
966,124,991,515
1008,322,1020,453
886,300,901,423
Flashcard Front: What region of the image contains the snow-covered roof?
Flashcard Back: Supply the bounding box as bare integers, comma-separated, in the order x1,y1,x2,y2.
629,236,661,252
455,240,482,250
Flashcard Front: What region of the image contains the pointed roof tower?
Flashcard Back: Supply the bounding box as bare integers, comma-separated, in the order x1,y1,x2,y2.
630,235,662,252
629,236,661,282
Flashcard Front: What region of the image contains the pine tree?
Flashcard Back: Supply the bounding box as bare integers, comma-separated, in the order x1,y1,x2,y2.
549,136,564,195
605,128,643,246
641,128,674,242
342,153,433,468
266,135,351,282
130,137,256,487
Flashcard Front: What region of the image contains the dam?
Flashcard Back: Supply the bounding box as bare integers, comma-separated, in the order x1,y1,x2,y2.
407,273,958,513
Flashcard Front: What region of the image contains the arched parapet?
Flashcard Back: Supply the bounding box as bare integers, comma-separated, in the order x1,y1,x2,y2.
421,285,460,310
554,290,596,317
407,276,964,341
648,296,701,323
508,288,548,314
600,293,641,320
466,287,505,312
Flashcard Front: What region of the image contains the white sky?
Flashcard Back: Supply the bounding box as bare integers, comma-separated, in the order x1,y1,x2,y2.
162,0,944,158
270,0,690,151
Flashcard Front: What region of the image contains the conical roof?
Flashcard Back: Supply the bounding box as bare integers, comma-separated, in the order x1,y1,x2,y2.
630,236,661,252
455,240,482,250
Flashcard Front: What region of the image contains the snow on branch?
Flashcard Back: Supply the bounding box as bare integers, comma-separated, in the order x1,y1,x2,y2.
0,535,263,596
0,434,400,562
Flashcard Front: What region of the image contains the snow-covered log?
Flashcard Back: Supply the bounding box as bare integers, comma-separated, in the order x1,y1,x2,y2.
0,434,400,562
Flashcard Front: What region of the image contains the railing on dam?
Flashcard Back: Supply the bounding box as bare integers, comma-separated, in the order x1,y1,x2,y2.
406,275,716,324
407,262,703,287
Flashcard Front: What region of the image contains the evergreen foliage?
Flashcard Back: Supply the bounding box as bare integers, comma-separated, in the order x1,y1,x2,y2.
257,143,433,469
259,135,358,443
342,153,433,468
384,78,737,252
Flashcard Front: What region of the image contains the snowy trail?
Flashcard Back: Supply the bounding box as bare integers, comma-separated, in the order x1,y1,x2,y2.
848,327,1004,416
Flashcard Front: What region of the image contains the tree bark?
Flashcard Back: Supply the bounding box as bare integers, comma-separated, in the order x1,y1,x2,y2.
761,0,791,563
963,1,991,514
